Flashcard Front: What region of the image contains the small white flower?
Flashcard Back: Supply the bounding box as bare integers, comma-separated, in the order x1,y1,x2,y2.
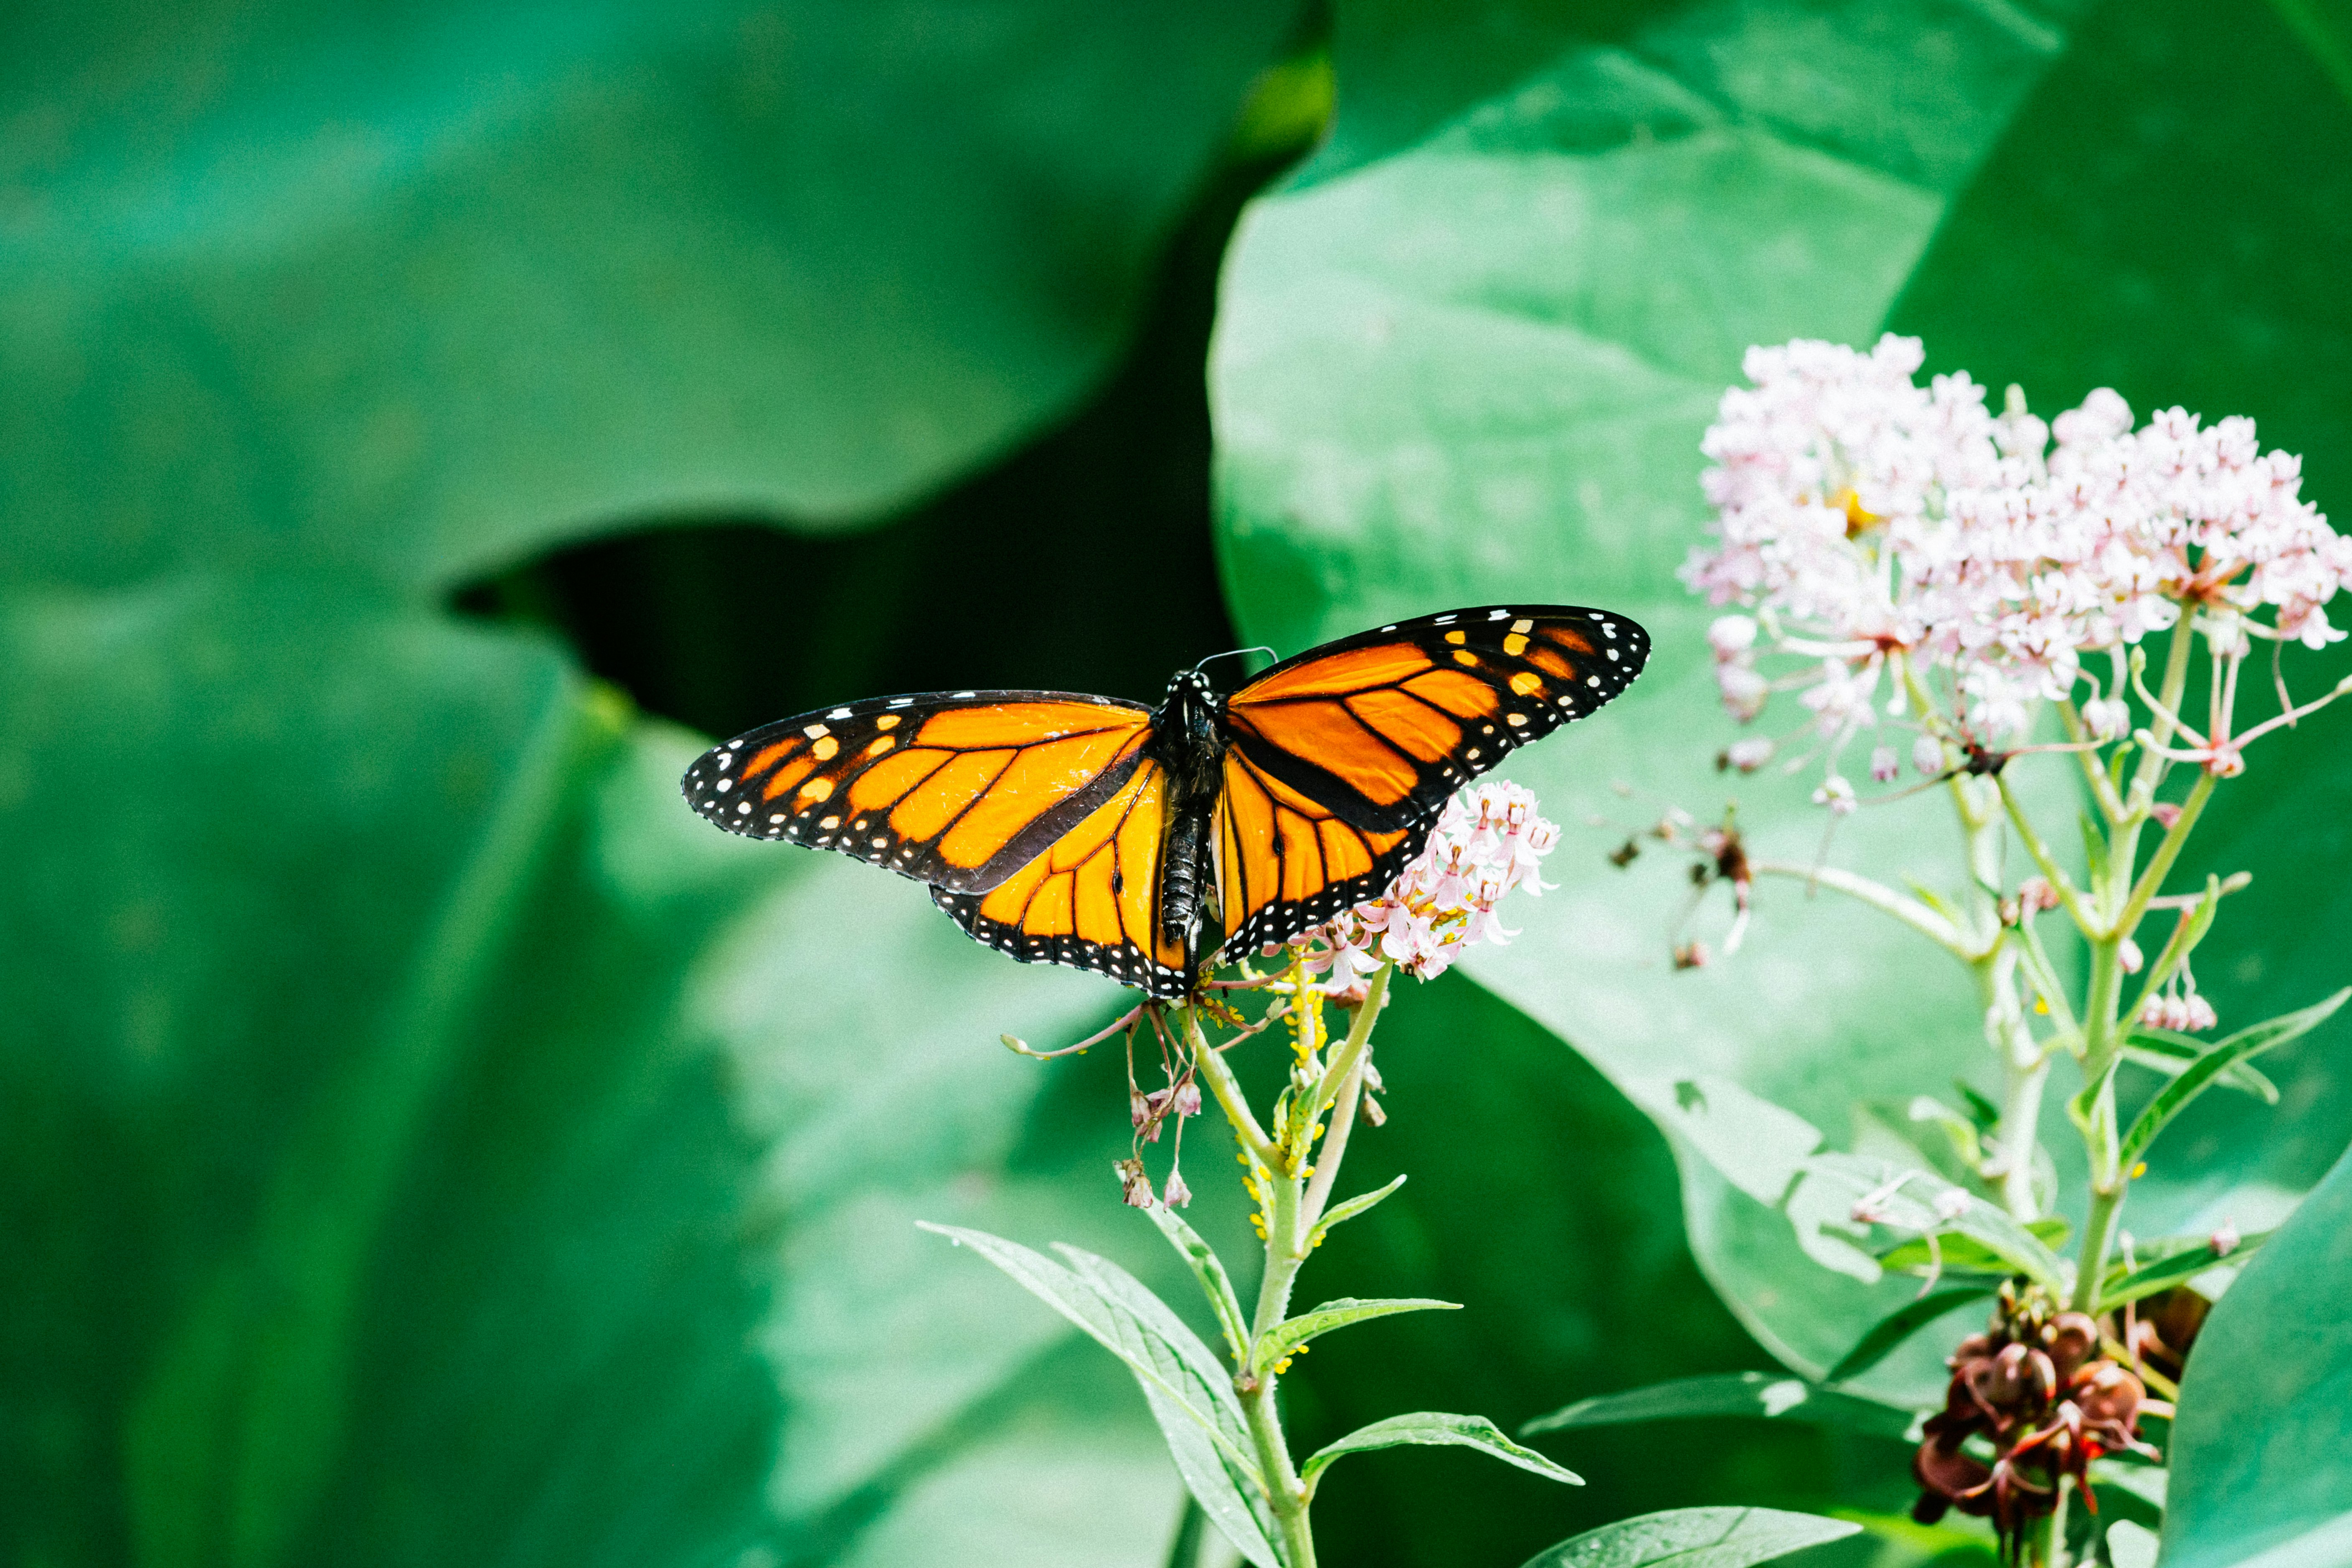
1717,663,1770,721
2083,697,2131,741
1307,781,1560,983
1869,744,1899,783
1708,614,1760,657
1912,734,1946,776
1812,774,1858,814
1724,736,1775,772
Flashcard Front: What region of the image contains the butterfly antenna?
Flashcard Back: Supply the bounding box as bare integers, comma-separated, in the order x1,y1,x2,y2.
1192,645,1276,676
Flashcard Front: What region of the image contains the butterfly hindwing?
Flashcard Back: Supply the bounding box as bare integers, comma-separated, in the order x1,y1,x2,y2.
930,759,1191,995
681,690,1153,893
1213,746,1415,960
1220,604,1649,832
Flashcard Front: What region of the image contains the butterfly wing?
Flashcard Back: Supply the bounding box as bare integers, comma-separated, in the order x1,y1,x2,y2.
1211,603,1648,956
681,690,1154,893
1220,604,1648,831
930,759,1192,997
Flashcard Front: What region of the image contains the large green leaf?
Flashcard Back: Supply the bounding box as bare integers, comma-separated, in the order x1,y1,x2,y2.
1211,0,2352,1404
1516,1506,1860,1568
2162,1141,2352,1568
0,581,1198,1565
0,0,1296,594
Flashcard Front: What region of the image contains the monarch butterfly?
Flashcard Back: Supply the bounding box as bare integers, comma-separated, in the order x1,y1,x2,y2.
681,604,1649,997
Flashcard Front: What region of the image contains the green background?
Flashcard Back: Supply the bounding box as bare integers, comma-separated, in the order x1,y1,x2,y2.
5,1,2347,1565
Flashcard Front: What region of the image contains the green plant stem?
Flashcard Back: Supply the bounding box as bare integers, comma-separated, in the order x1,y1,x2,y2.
1244,1163,1318,1568
1974,941,2048,1220
1747,860,1973,957
1995,774,2097,931
1189,1012,1280,1169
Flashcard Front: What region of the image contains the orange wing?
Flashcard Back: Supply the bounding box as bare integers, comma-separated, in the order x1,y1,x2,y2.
929,760,1191,995
1213,746,1415,961
1221,605,1648,832
681,690,1152,892
1210,604,1648,955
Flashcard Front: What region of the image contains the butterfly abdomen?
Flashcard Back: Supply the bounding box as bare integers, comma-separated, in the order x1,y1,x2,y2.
1150,668,1227,953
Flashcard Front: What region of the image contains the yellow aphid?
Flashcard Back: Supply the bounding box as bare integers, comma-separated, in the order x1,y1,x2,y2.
2130,1161,2148,1180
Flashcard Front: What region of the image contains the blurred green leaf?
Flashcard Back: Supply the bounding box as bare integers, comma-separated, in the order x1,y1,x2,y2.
2121,1030,2281,1105
1523,1373,1916,1443
2163,1141,2352,1568
2098,1232,2270,1313
1299,1411,1582,1494
1874,1222,2069,1277
1143,1203,1256,1370
0,580,1206,1565
1515,1506,1860,1568
2116,989,2351,1175
1823,1289,1998,1389
1213,0,2352,1408
0,0,1297,594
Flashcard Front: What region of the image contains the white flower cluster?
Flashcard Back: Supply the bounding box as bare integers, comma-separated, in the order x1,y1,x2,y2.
1304,781,1559,988
1682,335,2348,784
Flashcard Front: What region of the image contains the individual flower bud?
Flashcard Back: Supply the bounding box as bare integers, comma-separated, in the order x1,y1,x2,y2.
2119,937,2144,974
1161,1167,1193,1208
2211,1221,2240,1256
2084,697,2131,741
1172,1081,1203,1118
2151,802,2183,829
2018,876,2060,913
1717,663,1770,721
1130,1090,1152,1128
1812,774,1858,814
1913,734,1945,776
1115,1158,1152,1207
1722,736,1774,772
2180,993,2218,1032
1708,614,1759,658
1870,744,1900,783
1934,1188,1972,1221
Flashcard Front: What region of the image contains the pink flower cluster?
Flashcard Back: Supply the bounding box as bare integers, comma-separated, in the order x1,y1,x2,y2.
1682,335,2347,780
1303,781,1559,987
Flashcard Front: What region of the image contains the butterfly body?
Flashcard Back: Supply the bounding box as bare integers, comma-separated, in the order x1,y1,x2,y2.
682,604,1649,997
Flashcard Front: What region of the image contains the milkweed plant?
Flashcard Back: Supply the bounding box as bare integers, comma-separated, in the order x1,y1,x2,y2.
926,785,1622,1568
1639,335,2352,1566
915,334,2347,1568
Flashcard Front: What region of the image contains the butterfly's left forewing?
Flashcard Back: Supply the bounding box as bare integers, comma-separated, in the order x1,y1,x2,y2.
681,690,1153,892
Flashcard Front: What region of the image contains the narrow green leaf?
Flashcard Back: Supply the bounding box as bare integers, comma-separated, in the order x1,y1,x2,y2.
1802,1155,2069,1294
1515,1506,1862,1568
1141,1203,1254,1369
1309,1173,1407,1240
2098,1232,2271,1312
1522,1373,1916,1443
2121,1029,2281,1103
1825,1287,1999,1387
1250,1297,1460,1379
1877,1218,2071,1274
2117,988,2352,1174
2081,810,2114,887
919,1225,1281,1568
1299,1412,1582,1497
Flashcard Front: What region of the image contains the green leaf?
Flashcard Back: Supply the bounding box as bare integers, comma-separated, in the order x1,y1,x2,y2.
2121,1029,2282,1104
1309,1172,1409,1240
0,0,1294,594
1797,1156,2069,1295
2,580,1195,1566
1142,1202,1257,1371
1251,1297,1461,1379
1299,1412,1582,1497
1875,1219,2071,1274
1824,1288,1999,1388
1515,1506,1862,1568
2117,990,2352,1175
2098,1232,2272,1312
2163,1141,2352,1568
1522,1373,1916,1443
919,1225,1281,1568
